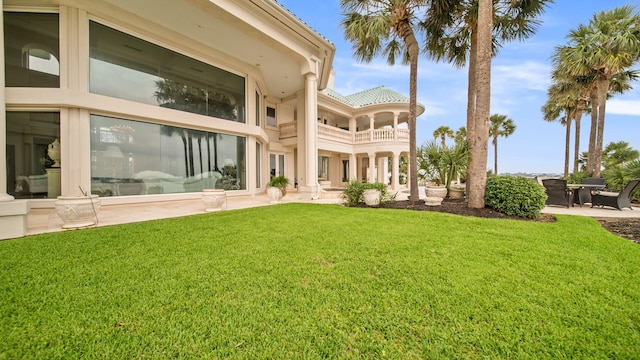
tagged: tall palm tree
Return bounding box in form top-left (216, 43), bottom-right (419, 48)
top-left (553, 6), bottom-right (640, 176)
top-left (423, 0), bottom-right (551, 208)
top-left (488, 114), bottom-right (516, 175)
top-left (433, 125), bottom-right (454, 148)
top-left (541, 78), bottom-right (590, 177)
top-left (340, 0), bottom-right (431, 204)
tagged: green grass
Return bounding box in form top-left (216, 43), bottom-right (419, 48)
top-left (1, 203), bottom-right (639, 359)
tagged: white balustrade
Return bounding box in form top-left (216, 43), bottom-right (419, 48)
top-left (278, 122), bottom-right (408, 145)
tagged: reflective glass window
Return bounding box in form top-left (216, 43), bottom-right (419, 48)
top-left (89, 21), bottom-right (246, 122)
top-left (4, 12), bottom-right (60, 87)
top-left (90, 115), bottom-right (246, 196)
top-left (6, 112), bottom-right (61, 198)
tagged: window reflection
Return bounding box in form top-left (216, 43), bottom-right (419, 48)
top-left (89, 21), bottom-right (246, 122)
top-left (90, 115), bottom-right (246, 196)
top-left (4, 12), bottom-right (60, 87)
top-left (6, 112), bottom-right (61, 198)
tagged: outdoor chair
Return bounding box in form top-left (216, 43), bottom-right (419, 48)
top-left (575, 177), bottom-right (606, 206)
top-left (542, 179), bottom-right (574, 208)
top-left (591, 179), bottom-right (640, 210)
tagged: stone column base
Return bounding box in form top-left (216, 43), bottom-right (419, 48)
top-left (0, 200), bottom-right (30, 240)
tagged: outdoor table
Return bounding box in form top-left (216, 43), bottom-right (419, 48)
top-left (567, 184), bottom-right (606, 207)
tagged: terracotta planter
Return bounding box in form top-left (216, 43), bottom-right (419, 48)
top-left (363, 189), bottom-right (381, 206)
top-left (55, 195), bottom-right (101, 229)
top-left (202, 189), bottom-right (226, 212)
top-left (267, 187), bottom-right (283, 204)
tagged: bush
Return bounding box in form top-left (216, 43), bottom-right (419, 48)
top-left (484, 176), bottom-right (547, 219)
top-left (268, 175), bottom-right (289, 195)
top-left (342, 180), bottom-right (393, 206)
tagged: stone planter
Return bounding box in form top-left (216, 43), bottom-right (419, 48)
top-left (425, 196), bottom-right (443, 206)
top-left (363, 189), bottom-right (381, 206)
top-left (202, 189), bottom-right (226, 212)
top-left (55, 195), bottom-right (101, 229)
top-left (425, 185), bottom-right (447, 199)
top-left (448, 187), bottom-right (465, 199)
top-left (267, 187), bottom-right (283, 204)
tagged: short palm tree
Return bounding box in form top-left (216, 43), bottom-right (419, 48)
top-left (489, 114), bottom-right (516, 175)
top-left (433, 125), bottom-right (454, 148)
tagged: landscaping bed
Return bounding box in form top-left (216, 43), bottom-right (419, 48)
top-left (362, 198), bottom-right (640, 243)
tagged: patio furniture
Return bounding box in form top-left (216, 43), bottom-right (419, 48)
top-left (571, 177), bottom-right (606, 206)
top-left (591, 179), bottom-right (640, 210)
top-left (542, 179), bottom-right (574, 208)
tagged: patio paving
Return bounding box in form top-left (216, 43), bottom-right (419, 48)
top-left (24, 188), bottom-right (639, 237)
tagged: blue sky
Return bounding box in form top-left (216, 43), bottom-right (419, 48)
top-left (277, 0), bottom-right (640, 175)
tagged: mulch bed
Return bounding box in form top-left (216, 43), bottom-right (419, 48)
top-left (357, 198), bottom-right (640, 244)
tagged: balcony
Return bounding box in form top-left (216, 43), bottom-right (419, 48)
top-left (279, 121), bottom-right (409, 144)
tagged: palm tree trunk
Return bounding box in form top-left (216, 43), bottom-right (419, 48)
top-left (594, 77), bottom-right (609, 177)
top-left (564, 116), bottom-right (572, 178)
top-left (180, 134), bottom-right (189, 178)
top-left (396, 20), bottom-right (420, 205)
top-left (468, 0), bottom-right (492, 209)
top-left (493, 138), bottom-right (498, 175)
top-left (587, 87), bottom-right (598, 175)
top-left (465, 29), bottom-right (477, 196)
top-left (573, 104), bottom-right (584, 174)
top-left (206, 133), bottom-right (212, 172)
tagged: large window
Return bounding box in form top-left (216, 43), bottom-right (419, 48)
top-left (4, 12), bottom-right (60, 87)
top-left (90, 115), bottom-right (246, 196)
top-left (6, 112), bottom-right (61, 198)
top-left (89, 21), bottom-right (246, 122)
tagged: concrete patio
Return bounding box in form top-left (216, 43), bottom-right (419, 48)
top-left (23, 188), bottom-right (639, 237)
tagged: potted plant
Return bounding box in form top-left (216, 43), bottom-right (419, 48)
top-left (418, 140), bottom-right (468, 200)
top-left (267, 175), bottom-right (289, 203)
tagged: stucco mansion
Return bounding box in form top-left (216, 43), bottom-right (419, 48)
top-left (0, 0), bottom-right (424, 239)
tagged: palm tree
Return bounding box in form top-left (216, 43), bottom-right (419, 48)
top-left (602, 141), bottom-right (640, 170)
top-left (541, 78), bottom-right (590, 177)
top-left (454, 126), bottom-right (467, 146)
top-left (340, 0), bottom-right (431, 204)
top-left (488, 114), bottom-right (516, 175)
top-left (423, 0), bottom-right (551, 208)
top-left (433, 125), bottom-right (454, 148)
top-left (553, 6), bottom-right (640, 176)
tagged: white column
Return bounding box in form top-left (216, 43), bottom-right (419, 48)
top-left (0, 4), bottom-right (12, 203)
top-left (349, 117), bottom-right (356, 142)
top-left (393, 112), bottom-right (399, 140)
top-left (304, 72), bottom-right (319, 198)
top-left (369, 114), bottom-right (375, 142)
top-left (368, 152), bottom-right (376, 183)
top-left (391, 152), bottom-right (400, 189)
top-left (0, 6), bottom-right (29, 240)
top-left (348, 153), bottom-right (356, 181)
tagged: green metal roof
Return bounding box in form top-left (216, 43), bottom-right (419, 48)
top-left (321, 86), bottom-right (413, 108)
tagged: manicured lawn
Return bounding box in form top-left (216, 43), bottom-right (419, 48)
top-left (1, 203), bottom-right (639, 358)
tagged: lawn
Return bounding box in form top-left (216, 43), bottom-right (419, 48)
top-left (1, 203), bottom-right (639, 359)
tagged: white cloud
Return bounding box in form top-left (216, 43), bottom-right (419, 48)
top-left (492, 61), bottom-right (551, 93)
top-left (607, 99), bottom-right (640, 116)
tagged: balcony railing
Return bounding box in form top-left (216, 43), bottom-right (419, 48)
top-left (279, 121), bottom-right (409, 145)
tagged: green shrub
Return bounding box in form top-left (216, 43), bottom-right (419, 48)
top-left (342, 180), bottom-right (365, 206)
top-left (484, 176), bottom-right (547, 219)
top-left (342, 181), bottom-right (393, 206)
